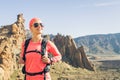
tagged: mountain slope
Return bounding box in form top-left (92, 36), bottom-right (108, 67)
top-left (74, 33), bottom-right (120, 54)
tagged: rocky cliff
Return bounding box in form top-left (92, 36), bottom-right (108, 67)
top-left (0, 14), bottom-right (26, 80)
top-left (53, 34), bottom-right (94, 70)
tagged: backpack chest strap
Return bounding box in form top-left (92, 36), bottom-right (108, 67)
top-left (26, 49), bottom-right (42, 54)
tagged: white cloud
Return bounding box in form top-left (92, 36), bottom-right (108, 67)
top-left (94, 2), bottom-right (120, 7)
top-left (78, 1), bottom-right (120, 8)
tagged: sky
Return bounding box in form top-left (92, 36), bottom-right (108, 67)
top-left (0, 0), bottom-right (120, 38)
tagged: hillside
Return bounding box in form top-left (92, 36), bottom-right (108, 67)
top-left (74, 33), bottom-right (120, 54)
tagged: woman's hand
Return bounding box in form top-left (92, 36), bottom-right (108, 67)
top-left (42, 55), bottom-right (51, 64)
top-left (19, 57), bottom-right (24, 64)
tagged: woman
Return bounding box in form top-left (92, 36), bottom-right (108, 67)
top-left (19, 18), bottom-right (62, 80)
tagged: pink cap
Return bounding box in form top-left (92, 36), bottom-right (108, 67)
top-left (29, 17), bottom-right (42, 28)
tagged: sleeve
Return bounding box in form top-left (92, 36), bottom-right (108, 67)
top-left (47, 40), bottom-right (62, 63)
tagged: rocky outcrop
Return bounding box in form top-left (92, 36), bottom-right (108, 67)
top-left (53, 33), bottom-right (94, 71)
top-left (0, 13), bottom-right (26, 80)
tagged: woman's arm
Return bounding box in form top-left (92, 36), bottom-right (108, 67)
top-left (47, 41), bottom-right (62, 64)
top-left (19, 42), bottom-right (25, 64)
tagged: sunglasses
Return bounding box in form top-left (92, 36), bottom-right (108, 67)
top-left (33, 23), bottom-right (44, 28)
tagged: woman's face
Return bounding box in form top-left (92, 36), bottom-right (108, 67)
top-left (30, 20), bottom-right (44, 35)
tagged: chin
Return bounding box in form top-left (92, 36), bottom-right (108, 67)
top-left (37, 32), bottom-right (42, 34)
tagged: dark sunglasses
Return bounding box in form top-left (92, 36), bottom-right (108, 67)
top-left (33, 23), bottom-right (44, 28)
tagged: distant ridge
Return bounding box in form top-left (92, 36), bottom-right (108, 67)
top-left (74, 33), bottom-right (120, 54)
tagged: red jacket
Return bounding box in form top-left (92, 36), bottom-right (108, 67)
top-left (20, 40), bottom-right (62, 80)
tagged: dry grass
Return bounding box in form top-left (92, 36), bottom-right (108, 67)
top-left (50, 58), bottom-right (120, 80)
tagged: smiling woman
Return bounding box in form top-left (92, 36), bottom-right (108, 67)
top-left (19, 17), bottom-right (62, 80)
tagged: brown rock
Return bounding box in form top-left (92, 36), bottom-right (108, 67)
top-left (53, 34), bottom-right (94, 71)
top-left (0, 13), bottom-right (26, 80)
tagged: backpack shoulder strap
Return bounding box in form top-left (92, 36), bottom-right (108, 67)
top-left (41, 38), bottom-right (48, 56)
top-left (23, 38), bottom-right (31, 61)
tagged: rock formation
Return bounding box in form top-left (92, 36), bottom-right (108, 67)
top-left (53, 33), bottom-right (94, 71)
top-left (0, 13), bottom-right (26, 80)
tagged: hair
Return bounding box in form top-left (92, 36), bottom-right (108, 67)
top-left (29, 17), bottom-right (42, 28)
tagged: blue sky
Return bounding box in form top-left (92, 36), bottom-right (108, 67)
top-left (0, 0), bottom-right (120, 38)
